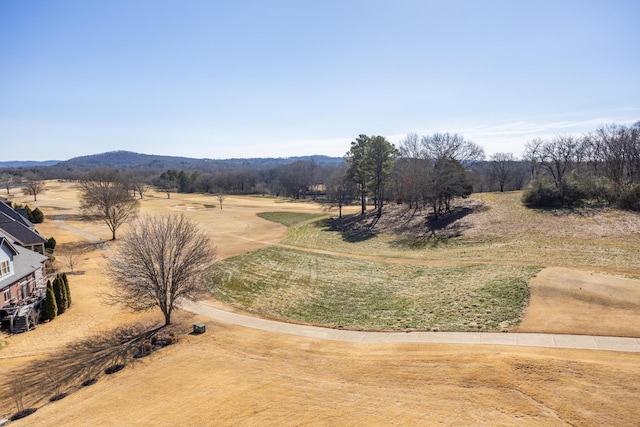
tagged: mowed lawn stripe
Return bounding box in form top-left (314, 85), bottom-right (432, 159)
top-left (207, 247), bottom-right (540, 332)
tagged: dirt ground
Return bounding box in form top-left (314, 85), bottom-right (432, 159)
top-left (515, 267), bottom-right (640, 337)
top-left (1, 182), bottom-right (639, 426)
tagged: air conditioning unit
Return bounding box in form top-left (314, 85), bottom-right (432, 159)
top-left (193, 323), bottom-right (206, 334)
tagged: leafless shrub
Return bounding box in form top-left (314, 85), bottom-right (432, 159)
top-left (1, 321), bottom-right (162, 409)
top-left (12, 379), bottom-right (25, 413)
top-left (58, 243), bottom-right (90, 274)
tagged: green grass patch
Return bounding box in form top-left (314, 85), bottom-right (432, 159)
top-left (257, 212), bottom-right (328, 227)
top-left (207, 247), bottom-right (540, 332)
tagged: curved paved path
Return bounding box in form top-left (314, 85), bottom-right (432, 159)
top-left (54, 215), bottom-right (111, 252)
top-left (181, 300), bottom-right (640, 353)
top-left (52, 216), bottom-right (640, 353)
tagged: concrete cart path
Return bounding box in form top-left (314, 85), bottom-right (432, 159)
top-left (53, 216), bottom-right (640, 354)
top-left (54, 216), bottom-right (111, 252)
top-left (181, 300), bottom-right (640, 353)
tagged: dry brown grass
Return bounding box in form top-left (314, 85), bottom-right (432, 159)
top-left (284, 191), bottom-right (640, 272)
top-left (1, 182), bottom-right (639, 426)
top-left (9, 323), bottom-right (640, 427)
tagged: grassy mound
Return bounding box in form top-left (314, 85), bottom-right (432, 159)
top-left (208, 247), bottom-right (539, 331)
top-left (257, 211), bottom-right (328, 227)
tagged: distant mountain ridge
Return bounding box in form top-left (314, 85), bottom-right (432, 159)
top-left (0, 160), bottom-right (60, 168)
top-left (7, 151), bottom-right (344, 171)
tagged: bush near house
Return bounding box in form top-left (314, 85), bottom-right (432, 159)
top-left (62, 273), bottom-right (71, 306)
top-left (43, 281), bottom-right (57, 321)
top-left (45, 237), bottom-right (57, 252)
top-left (30, 207), bottom-right (44, 223)
top-left (53, 276), bottom-right (68, 315)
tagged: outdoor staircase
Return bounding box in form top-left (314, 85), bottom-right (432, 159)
top-left (12, 315), bottom-right (29, 333)
top-left (1, 295), bottom-right (45, 333)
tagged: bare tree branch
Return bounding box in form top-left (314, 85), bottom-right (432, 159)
top-left (105, 213), bottom-right (217, 325)
top-left (22, 172), bottom-right (46, 201)
top-left (79, 168), bottom-right (139, 240)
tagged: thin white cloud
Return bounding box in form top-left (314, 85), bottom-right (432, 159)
top-left (385, 110), bottom-right (640, 157)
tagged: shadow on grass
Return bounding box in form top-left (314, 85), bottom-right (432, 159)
top-left (425, 207), bottom-right (475, 237)
top-left (319, 215), bottom-right (379, 243)
top-left (0, 321), bottom-right (180, 414)
top-left (319, 202), bottom-right (489, 244)
top-left (391, 204), bottom-right (490, 248)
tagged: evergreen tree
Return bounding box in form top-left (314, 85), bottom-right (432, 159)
top-left (366, 136), bottom-right (399, 217)
top-left (62, 273), bottom-right (71, 306)
top-left (24, 205), bottom-right (33, 222)
top-left (43, 281), bottom-right (57, 321)
top-left (53, 276), bottom-right (67, 315)
top-left (45, 237), bottom-right (57, 252)
top-left (345, 135), bottom-right (398, 217)
top-left (30, 207), bottom-right (44, 223)
top-left (345, 135), bottom-right (370, 214)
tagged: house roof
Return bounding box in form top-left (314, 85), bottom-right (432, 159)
top-left (0, 200), bottom-right (34, 228)
top-left (0, 230), bottom-right (48, 291)
top-left (0, 211), bottom-right (46, 246)
top-left (0, 237), bottom-right (18, 256)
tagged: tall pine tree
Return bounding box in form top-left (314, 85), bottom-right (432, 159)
top-left (53, 276), bottom-right (67, 315)
top-left (43, 280), bottom-right (57, 321)
top-left (62, 273), bottom-right (71, 306)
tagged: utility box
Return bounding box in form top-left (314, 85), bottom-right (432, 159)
top-left (193, 323), bottom-right (206, 334)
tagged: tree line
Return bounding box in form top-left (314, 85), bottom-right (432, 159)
top-left (521, 121), bottom-right (640, 209)
top-left (3, 121), bottom-right (639, 219)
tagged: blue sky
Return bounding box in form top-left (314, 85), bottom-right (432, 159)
top-left (1, 1), bottom-right (639, 161)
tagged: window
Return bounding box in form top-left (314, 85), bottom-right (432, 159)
top-left (0, 260), bottom-right (9, 277)
top-left (3, 288), bottom-right (10, 303)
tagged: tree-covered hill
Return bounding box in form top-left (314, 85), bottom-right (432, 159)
top-left (54, 150), bottom-right (344, 171)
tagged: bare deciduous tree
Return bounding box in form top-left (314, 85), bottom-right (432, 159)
top-left (421, 132), bottom-right (485, 165)
top-left (216, 193), bottom-right (226, 209)
top-left (12, 378), bottom-right (25, 414)
top-left (540, 135), bottom-right (582, 189)
top-left (1, 321), bottom-right (164, 411)
top-left (60, 247), bottom-right (84, 274)
top-left (523, 138), bottom-right (545, 180)
top-left (490, 152), bottom-right (517, 192)
top-left (398, 133), bottom-right (431, 209)
top-left (1, 172), bottom-right (13, 194)
top-left (325, 167), bottom-right (356, 218)
top-left (22, 172), bottom-right (46, 201)
top-left (47, 365), bottom-right (64, 399)
top-left (79, 168), bottom-right (139, 240)
top-left (132, 181), bottom-right (149, 199)
top-left (106, 213), bottom-right (216, 325)
top-left (154, 177), bottom-right (177, 199)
